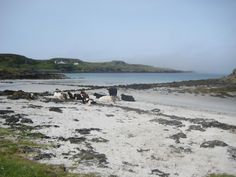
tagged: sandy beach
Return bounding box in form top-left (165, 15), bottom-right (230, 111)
top-left (0, 80), bottom-right (236, 177)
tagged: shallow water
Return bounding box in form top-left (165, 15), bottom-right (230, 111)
top-left (0, 72), bottom-right (224, 92)
top-left (65, 72), bottom-right (224, 85)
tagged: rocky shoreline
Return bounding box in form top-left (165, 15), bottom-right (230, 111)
top-left (0, 70), bottom-right (67, 80)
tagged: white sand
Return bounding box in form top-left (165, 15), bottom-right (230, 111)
top-left (0, 80), bottom-right (236, 177)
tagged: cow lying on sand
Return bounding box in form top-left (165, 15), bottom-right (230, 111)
top-left (97, 87), bottom-right (119, 103)
top-left (53, 89), bottom-right (95, 104)
top-left (53, 87), bottom-right (124, 104)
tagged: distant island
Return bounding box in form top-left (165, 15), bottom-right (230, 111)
top-left (0, 54), bottom-right (186, 79)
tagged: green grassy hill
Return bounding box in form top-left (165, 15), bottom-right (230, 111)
top-left (0, 53), bottom-right (183, 73)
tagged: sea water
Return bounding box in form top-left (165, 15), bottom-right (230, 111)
top-left (65, 72), bottom-right (224, 85)
top-left (0, 72), bottom-right (226, 92)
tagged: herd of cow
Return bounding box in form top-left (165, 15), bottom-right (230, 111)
top-left (53, 87), bottom-right (123, 104)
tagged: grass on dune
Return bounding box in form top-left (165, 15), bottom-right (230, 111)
top-left (207, 174), bottom-right (236, 177)
top-left (0, 127), bottom-right (99, 177)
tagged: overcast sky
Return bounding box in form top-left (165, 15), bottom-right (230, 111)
top-left (0, 0), bottom-right (236, 74)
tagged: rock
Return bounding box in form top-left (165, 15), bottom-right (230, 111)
top-left (151, 108), bottom-right (161, 113)
top-left (33, 153), bottom-right (55, 160)
top-left (28, 104), bottom-right (43, 109)
top-left (91, 137), bottom-right (109, 143)
top-left (38, 91), bottom-right (51, 97)
top-left (58, 136), bottom-right (67, 141)
top-left (106, 114), bottom-right (114, 117)
top-left (20, 118), bottom-right (33, 124)
top-left (137, 148), bottom-right (150, 152)
top-left (151, 169), bottom-right (170, 177)
top-left (150, 118), bottom-right (184, 127)
top-left (200, 140), bottom-right (228, 148)
top-left (5, 116), bottom-right (20, 124)
top-left (122, 161), bottom-right (138, 167)
top-left (73, 119), bottom-right (79, 122)
top-left (0, 90), bottom-right (15, 96)
top-left (160, 114), bottom-right (236, 131)
top-left (121, 94), bottom-right (135, 102)
top-left (169, 145), bottom-right (192, 154)
top-left (43, 98), bottom-right (64, 103)
top-left (7, 90), bottom-right (37, 100)
top-left (169, 132), bottom-right (187, 143)
top-left (72, 149), bottom-right (107, 166)
top-left (227, 146), bottom-right (236, 161)
top-left (190, 118), bottom-right (236, 131)
top-left (186, 125), bottom-right (205, 132)
top-left (34, 125), bottom-right (59, 129)
top-left (0, 110), bottom-right (14, 114)
top-left (94, 93), bottom-right (106, 99)
top-left (49, 107), bottom-right (63, 113)
top-left (75, 128), bottom-right (101, 135)
top-left (67, 137), bottom-right (86, 144)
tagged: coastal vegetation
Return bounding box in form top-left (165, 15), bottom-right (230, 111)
top-left (0, 54), bottom-right (183, 79)
top-left (207, 174), bottom-right (236, 177)
top-left (0, 127), bottom-right (98, 177)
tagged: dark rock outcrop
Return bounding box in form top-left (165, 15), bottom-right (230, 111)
top-left (20, 118), bottom-right (33, 124)
top-left (106, 114), bottom-right (114, 117)
top-left (200, 140), bottom-right (228, 148)
top-left (49, 107), bottom-right (63, 113)
top-left (191, 118), bottom-right (236, 130)
top-left (0, 90), bottom-right (15, 96)
top-left (28, 104), bottom-right (43, 109)
top-left (227, 146), bottom-right (236, 161)
top-left (91, 137), bottom-right (108, 143)
top-left (33, 153), bottom-right (55, 160)
top-left (151, 169), bottom-right (170, 177)
top-left (75, 128), bottom-right (101, 135)
top-left (150, 118), bottom-right (184, 128)
top-left (121, 94), bottom-right (135, 102)
top-left (0, 110), bottom-right (14, 114)
top-left (67, 137), bottom-right (86, 144)
top-left (169, 132), bottom-right (187, 143)
top-left (72, 149), bottom-right (107, 167)
top-left (34, 125), bottom-right (59, 129)
top-left (5, 116), bottom-right (20, 124)
top-left (186, 125), bottom-right (205, 132)
top-left (7, 90), bottom-right (37, 100)
top-left (169, 145), bottom-right (192, 154)
top-left (151, 108), bottom-right (161, 113)
top-left (0, 70), bottom-right (66, 80)
top-left (161, 114), bottom-right (236, 131)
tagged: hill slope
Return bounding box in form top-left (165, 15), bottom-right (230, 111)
top-left (0, 54), bottom-right (184, 73)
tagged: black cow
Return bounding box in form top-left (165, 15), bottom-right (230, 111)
top-left (108, 87), bottom-right (117, 96)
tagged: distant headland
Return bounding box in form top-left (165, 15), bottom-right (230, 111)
top-left (0, 54), bottom-right (186, 79)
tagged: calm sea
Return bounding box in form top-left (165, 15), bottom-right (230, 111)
top-left (65, 72), bottom-right (224, 86)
